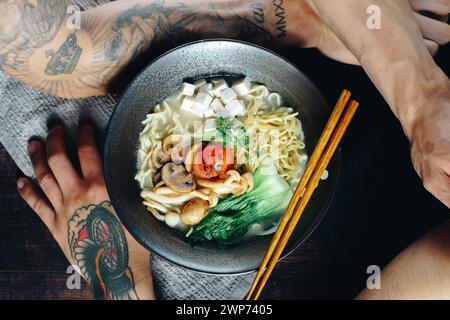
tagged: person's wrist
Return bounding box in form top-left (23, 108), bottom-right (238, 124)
top-left (283, 0), bottom-right (323, 47)
top-left (128, 255), bottom-right (154, 299)
top-left (209, 0), bottom-right (322, 47)
top-left (360, 45), bottom-right (448, 138)
top-left (399, 71), bottom-right (450, 139)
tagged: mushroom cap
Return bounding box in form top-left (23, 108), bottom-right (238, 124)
top-left (161, 162), bottom-right (196, 193)
top-left (162, 134), bottom-right (190, 155)
top-left (170, 145), bottom-right (186, 164)
top-left (151, 144), bottom-right (170, 169)
top-left (152, 172), bottom-right (162, 185)
top-left (165, 212), bottom-right (181, 228)
top-left (181, 198), bottom-right (209, 226)
top-left (163, 134), bottom-right (191, 164)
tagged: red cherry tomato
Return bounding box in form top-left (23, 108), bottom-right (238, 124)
top-left (193, 143), bottom-right (234, 179)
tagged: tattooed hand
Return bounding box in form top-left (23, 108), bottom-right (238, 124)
top-left (17, 123), bottom-right (155, 300)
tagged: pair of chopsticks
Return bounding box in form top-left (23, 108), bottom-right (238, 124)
top-left (245, 89), bottom-right (359, 300)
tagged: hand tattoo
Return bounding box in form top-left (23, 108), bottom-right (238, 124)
top-left (68, 201), bottom-right (139, 300)
top-left (45, 33), bottom-right (82, 75)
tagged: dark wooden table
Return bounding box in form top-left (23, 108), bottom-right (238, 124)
top-left (0, 45), bottom-right (448, 300)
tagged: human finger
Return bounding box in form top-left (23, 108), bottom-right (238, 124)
top-left (28, 140), bottom-right (63, 208)
top-left (46, 125), bottom-right (83, 194)
top-left (17, 177), bottom-right (57, 232)
top-left (78, 123), bottom-right (103, 182)
top-left (414, 12), bottom-right (450, 45)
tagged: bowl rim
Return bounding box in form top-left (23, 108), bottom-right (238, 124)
top-left (104, 38), bottom-right (341, 276)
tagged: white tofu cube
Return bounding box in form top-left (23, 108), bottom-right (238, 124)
top-left (211, 80), bottom-right (229, 97)
top-left (220, 88), bottom-right (237, 105)
top-left (232, 77), bottom-right (251, 96)
top-left (181, 96), bottom-right (195, 111)
top-left (225, 99), bottom-right (246, 117)
top-left (181, 82), bottom-right (196, 96)
top-left (199, 83), bottom-right (213, 93)
top-left (204, 118), bottom-right (216, 132)
top-left (211, 98), bottom-right (224, 111)
top-left (216, 108), bottom-right (232, 119)
top-left (193, 79), bottom-right (207, 88)
top-left (211, 98), bottom-right (231, 118)
top-left (203, 107), bottom-right (215, 118)
top-left (194, 92), bottom-right (213, 112)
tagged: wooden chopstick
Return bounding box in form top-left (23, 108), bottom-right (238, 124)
top-left (246, 96), bottom-right (360, 300)
top-left (251, 100), bottom-right (360, 300)
top-left (245, 90), bottom-right (352, 300)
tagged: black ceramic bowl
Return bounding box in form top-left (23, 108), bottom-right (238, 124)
top-left (104, 39), bottom-right (340, 274)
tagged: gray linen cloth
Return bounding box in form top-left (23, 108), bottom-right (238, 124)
top-left (0, 0), bottom-right (254, 300)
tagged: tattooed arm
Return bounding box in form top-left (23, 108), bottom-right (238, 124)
top-left (0, 0), bottom-right (326, 98)
top-left (0, 0), bottom-right (446, 98)
top-left (17, 123), bottom-right (155, 300)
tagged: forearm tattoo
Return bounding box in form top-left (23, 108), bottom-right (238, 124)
top-left (68, 201), bottom-right (139, 300)
top-left (103, 2), bottom-right (200, 62)
top-left (0, 0), bottom-right (73, 95)
top-left (239, 1), bottom-right (274, 43)
top-left (0, 0), bottom-right (68, 69)
top-left (83, 0), bottom-right (289, 78)
top-left (272, 0), bottom-right (287, 38)
top-left (45, 33), bottom-right (82, 75)
top-left (0, 0), bottom-right (289, 97)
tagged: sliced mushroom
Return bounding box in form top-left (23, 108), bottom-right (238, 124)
top-left (181, 198), bottom-right (209, 226)
top-left (162, 134), bottom-right (187, 154)
top-left (184, 142), bottom-right (203, 172)
top-left (152, 172), bottom-right (161, 185)
top-left (151, 144), bottom-right (170, 169)
top-left (170, 145), bottom-right (185, 164)
top-left (161, 163), bottom-right (196, 193)
top-left (163, 134), bottom-right (191, 164)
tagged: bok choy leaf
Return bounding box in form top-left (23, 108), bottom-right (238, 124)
top-left (188, 159), bottom-right (293, 246)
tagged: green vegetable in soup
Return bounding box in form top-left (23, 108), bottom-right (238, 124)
top-left (214, 117), bottom-right (249, 152)
top-left (216, 117), bottom-right (233, 136)
top-left (187, 159), bottom-right (293, 246)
